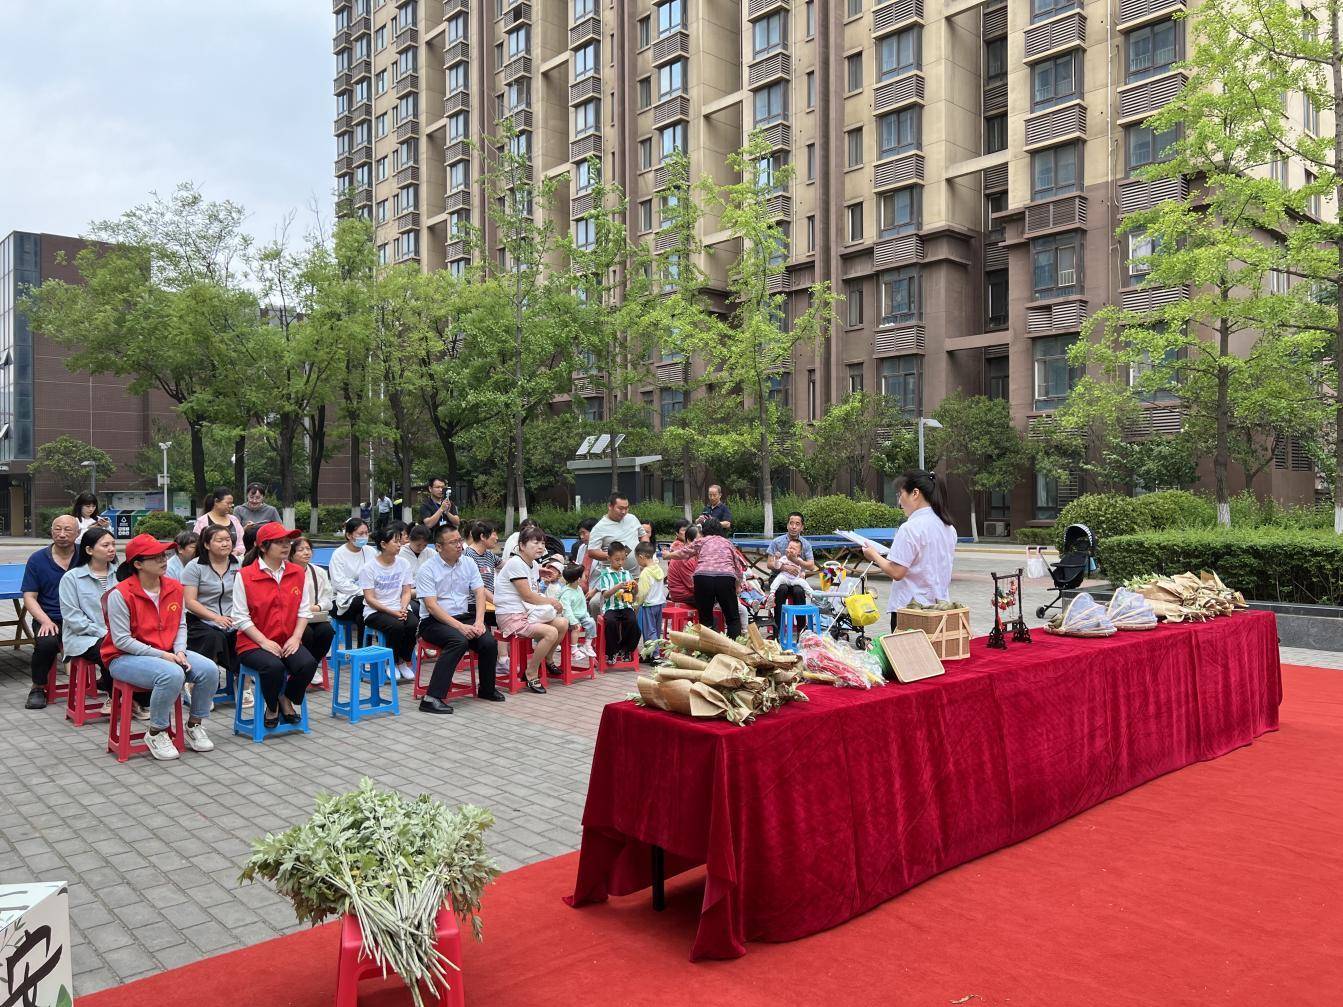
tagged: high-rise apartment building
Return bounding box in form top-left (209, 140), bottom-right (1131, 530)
top-left (333, 0), bottom-right (1321, 530)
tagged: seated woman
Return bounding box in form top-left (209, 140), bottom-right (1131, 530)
top-left (358, 526), bottom-right (419, 681)
top-left (165, 529), bottom-right (198, 582)
top-left (231, 522), bottom-right (318, 729)
top-left (103, 534), bottom-right (220, 761)
top-left (192, 487), bottom-right (245, 559)
top-left (181, 525), bottom-right (241, 703)
top-left (58, 526), bottom-right (118, 699)
top-left (72, 491), bottom-right (110, 537)
top-left (292, 536), bottom-right (335, 665)
top-left (328, 517), bottom-right (373, 636)
top-left (493, 527), bottom-right (567, 694)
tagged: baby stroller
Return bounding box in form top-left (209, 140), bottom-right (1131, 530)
top-left (1035, 522), bottom-right (1097, 619)
top-left (814, 563), bottom-right (881, 651)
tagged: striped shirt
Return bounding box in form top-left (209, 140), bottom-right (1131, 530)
top-left (592, 566), bottom-right (636, 612)
top-left (467, 545), bottom-right (498, 594)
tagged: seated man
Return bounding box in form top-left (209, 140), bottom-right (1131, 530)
top-left (22, 515), bottom-right (79, 709)
top-left (767, 511), bottom-right (817, 624)
top-left (415, 525), bottom-right (506, 714)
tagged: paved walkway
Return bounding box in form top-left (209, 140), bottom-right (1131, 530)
top-left (0, 549), bottom-right (1335, 995)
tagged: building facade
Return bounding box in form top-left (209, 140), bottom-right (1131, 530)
top-left (332, 0), bottom-right (1322, 531)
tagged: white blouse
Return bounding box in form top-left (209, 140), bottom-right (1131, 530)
top-left (885, 506), bottom-right (957, 612)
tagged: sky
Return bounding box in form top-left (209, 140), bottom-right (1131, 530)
top-left (0, 1), bottom-right (335, 248)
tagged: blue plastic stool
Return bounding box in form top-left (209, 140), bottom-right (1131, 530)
top-left (331, 618), bottom-right (357, 660)
top-left (361, 625), bottom-right (389, 649)
top-left (778, 603), bottom-right (822, 652)
top-left (212, 664), bottom-right (237, 706)
top-left (232, 665), bottom-right (311, 743)
top-left (331, 646), bottom-right (399, 723)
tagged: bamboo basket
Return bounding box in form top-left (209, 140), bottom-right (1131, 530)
top-left (894, 607), bottom-right (972, 661)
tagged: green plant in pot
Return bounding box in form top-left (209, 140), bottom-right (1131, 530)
top-left (240, 779), bottom-right (499, 1006)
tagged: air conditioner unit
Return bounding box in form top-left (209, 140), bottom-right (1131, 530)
top-left (983, 520), bottom-right (1009, 537)
top-left (1057, 268), bottom-right (1076, 286)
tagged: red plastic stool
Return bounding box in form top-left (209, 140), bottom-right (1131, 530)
top-left (107, 680), bottom-right (184, 763)
top-left (42, 648), bottom-right (67, 703)
top-left (661, 603), bottom-right (696, 636)
top-left (493, 631), bottom-right (549, 694)
top-left (65, 658), bottom-right (106, 727)
top-left (334, 906), bottom-right (464, 1007)
top-left (309, 656), bottom-right (332, 692)
top-left (549, 630), bottom-right (594, 686)
top-left (413, 640), bottom-right (477, 701)
top-left (596, 617), bottom-right (640, 674)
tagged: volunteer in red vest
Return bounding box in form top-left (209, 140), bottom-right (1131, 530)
top-left (102, 534), bottom-right (221, 762)
top-left (231, 522), bottom-right (318, 729)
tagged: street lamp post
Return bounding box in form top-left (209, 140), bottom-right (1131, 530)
top-left (79, 460), bottom-right (97, 495)
top-left (917, 417), bottom-right (942, 470)
top-left (158, 441), bottom-right (172, 513)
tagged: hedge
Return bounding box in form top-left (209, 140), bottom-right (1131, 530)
top-left (1097, 529), bottom-right (1343, 606)
top-left (1015, 528), bottom-right (1056, 546)
top-left (133, 511), bottom-right (187, 538)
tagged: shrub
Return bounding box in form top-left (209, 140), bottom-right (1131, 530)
top-left (293, 503), bottom-right (359, 536)
top-left (133, 510), bottom-right (187, 538)
top-left (1133, 490), bottom-right (1216, 531)
top-left (1097, 529), bottom-right (1343, 605)
top-left (1053, 494), bottom-right (1147, 550)
top-left (790, 494), bottom-right (904, 535)
top-left (1015, 527), bottom-right (1055, 546)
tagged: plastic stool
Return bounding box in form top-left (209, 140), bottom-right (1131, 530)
top-left (778, 603), bottom-right (822, 652)
top-left (64, 658), bottom-right (106, 727)
top-left (413, 639), bottom-right (477, 701)
top-left (492, 631), bottom-right (549, 694)
top-left (661, 604), bottom-right (696, 636)
top-left (596, 617), bottom-right (639, 674)
top-left (233, 665), bottom-right (311, 743)
top-left (551, 630), bottom-right (593, 686)
top-left (42, 647), bottom-right (67, 703)
top-left (331, 646), bottom-right (399, 722)
top-left (107, 680), bottom-right (183, 762)
top-left (213, 664), bottom-right (237, 706)
top-left (310, 655), bottom-right (332, 692)
top-left (361, 625), bottom-right (389, 649)
top-left (331, 618), bottom-right (357, 660)
top-left (334, 906), bottom-right (464, 1007)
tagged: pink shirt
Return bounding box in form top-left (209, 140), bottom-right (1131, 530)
top-left (671, 535), bottom-right (746, 581)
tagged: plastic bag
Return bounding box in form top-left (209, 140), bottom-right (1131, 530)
top-left (1025, 546), bottom-right (1048, 580)
top-left (798, 631), bottom-right (885, 688)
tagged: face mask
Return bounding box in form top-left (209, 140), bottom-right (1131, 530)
top-left (354, 537), bottom-right (369, 549)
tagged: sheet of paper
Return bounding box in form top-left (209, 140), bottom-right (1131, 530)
top-left (833, 529), bottom-right (890, 557)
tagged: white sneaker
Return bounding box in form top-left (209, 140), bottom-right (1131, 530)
top-left (182, 683), bottom-right (193, 703)
top-left (497, 654), bottom-right (510, 671)
top-left (242, 689), bottom-right (255, 712)
top-left (144, 730), bottom-right (179, 761)
top-left (184, 723), bottom-right (213, 752)
top-left (132, 702), bottom-right (151, 722)
top-left (397, 664), bottom-right (415, 682)
top-left (99, 699), bottom-right (113, 716)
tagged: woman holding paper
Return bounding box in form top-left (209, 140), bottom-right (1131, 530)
top-left (862, 469), bottom-right (957, 630)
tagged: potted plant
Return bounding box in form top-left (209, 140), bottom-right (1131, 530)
top-left (240, 778), bottom-right (499, 1007)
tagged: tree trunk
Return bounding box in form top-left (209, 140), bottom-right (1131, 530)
top-left (445, 438), bottom-right (459, 491)
top-left (1215, 311), bottom-right (1232, 528)
top-left (400, 438), bottom-right (413, 526)
top-left (759, 398), bottom-right (774, 538)
top-left (277, 415), bottom-right (298, 524)
top-left (969, 497), bottom-right (979, 543)
top-left (189, 421), bottom-right (207, 512)
top-left (504, 441), bottom-right (517, 537)
top-left (1331, 2), bottom-right (1343, 534)
top-left (233, 434), bottom-right (247, 498)
top-left (307, 405), bottom-right (327, 535)
top-left (682, 445), bottom-right (693, 521)
top-left (349, 431), bottom-right (361, 518)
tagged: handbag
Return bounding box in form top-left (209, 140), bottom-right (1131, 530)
top-left (1025, 546), bottom-right (1048, 580)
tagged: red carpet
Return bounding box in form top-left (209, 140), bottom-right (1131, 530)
top-left (81, 665), bottom-right (1343, 1007)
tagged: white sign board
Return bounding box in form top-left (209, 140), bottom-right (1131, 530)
top-left (0, 882), bottom-right (73, 1007)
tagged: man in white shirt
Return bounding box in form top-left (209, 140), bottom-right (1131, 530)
top-left (587, 492), bottom-right (642, 573)
top-left (415, 525), bottom-right (504, 713)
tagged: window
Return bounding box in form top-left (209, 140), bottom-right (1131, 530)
top-left (847, 127), bottom-right (864, 167)
top-left (659, 123), bottom-right (686, 160)
top-left (509, 131), bottom-right (531, 158)
top-left (879, 187), bottom-right (920, 236)
top-left (573, 42), bottom-right (598, 79)
top-left (660, 193), bottom-right (680, 226)
top-left (375, 113), bottom-right (388, 138)
top-left (880, 356), bottom-right (921, 417)
top-left (494, 42), bottom-right (504, 68)
top-left (1031, 0), bottom-right (1078, 22)
top-left (847, 0), bottom-right (863, 15)
top-left (848, 202), bottom-right (864, 242)
top-left (354, 77), bottom-right (371, 103)
top-left (638, 76), bottom-right (652, 108)
top-left (1306, 170), bottom-right (1322, 218)
top-left (660, 388), bottom-right (684, 428)
top-left (753, 82), bottom-right (788, 125)
top-left (753, 12), bottom-right (786, 56)
top-left (574, 219), bottom-right (596, 250)
top-left (985, 352), bottom-right (1009, 400)
top-left (638, 15), bottom-right (651, 47)
top-left (336, 130), bottom-right (352, 154)
top-left (639, 137), bottom-right (653, 169)
top-left (1031, 233), bottom-right (1081, 299)
top-left (395, 48), bottom-right (416, 77)
top-left (1268, 267), bottom-right (1289, 294)
top-left (573, 0), bottom-right (595, 17)
top-left (354, 120), bottom-right (372, 145)
top-left (657, 0), bottom-right (685, 36)
top-left (376, 156), bottom-right (388, 180)
top-left (1031, 143), bottom-right (1079, 200)
top-left (658, 58), bottom-right (686, 98)
top-left (1126, 19), bottom-right (1179, 81)
top-left (336, 91), bottom-right (349, 115)
top-left (1035, 472), bottom-right (1061, 520)
top-left (448, 112), bottom-right (468, 140)
top-left (1032, 52), bottom-right (1078, 110)
top-left (378, 243), bottom-right (389, 265)
top-left (806, 0), bottom-right (815, 36)
top-left (446, 63), bottom-right (467, 93)
top-left (985, 114), bottom-right (1007, 153)
top-left (582, 396), bottom-right (604, 422)
top-left (506, 79), bottom-right (530, 110)
top-left (446, 14), bottom-right (466, 41)
top-left (1033, 334), bottom-right (1081, 411)
top-left (845, 281), bottom-right (864, 326)
top-left (755, 152), bottom-right (788, 191)
top-left (375, 69), bottom-right (388, 94)
top-left (807, 215), bottom-right (816, 251)
top-left (877, 107), bottom-right (920, 158)
top-left (847, 362), bottom-right (865, 393)
top-left (880, 266), bottom-right (920, 325)
top-left (879, 26), bottom-right (921, 80)
top-left (846, 53), bottom-right (863, 92)
top-left (1126, 231), bottom-right (1158, 283)
top-left (807, 369), bottom-right (818, 420)
top-left (1126, 124), bottom-right (1178, 171)
top-left (376, 199), bottom-right (388, 223)
top-left (574, 99), bottom-right (599, 136)
top-left (985, 37), bottom-right (1007, 80)
top-left (767, 374), bottom-right (791, 409)
top-left (448, 161), bottom-right (467, 192)
top-left (806, 71), bottom-right (816, 109)
top-left (806, 143), bottom-right (815, 181)
top-left (1270, 153), bottom-right (1288, 184)
top-left (986, 269), bottom-right (1008, 329)
top-left (375, 25), bottom-right (386, 50)
top-left (639, 199), bottom-right (654, 231)
top-left (1303, 90), bottom-right (1320, 135)
top-left (507, 26), bottom-right (528, 57)
top-left (395, 1), bottom-right (416, 30)
top-left (396, 137), bottom-right (417, 168)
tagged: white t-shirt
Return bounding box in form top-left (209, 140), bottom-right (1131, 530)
top-left (885, 506), bottom-right (958, 612)
top-left (494, 555), bottom-right (539, 617)
top-left (357, 556), bottom-right (415, 611)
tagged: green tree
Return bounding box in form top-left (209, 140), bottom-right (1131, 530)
top-left (927, 393), bottom-right (1029, 541)
top-left (796, 391), bottom-right (902, 494)
top-left (30, 436), bottom-right (115, 499)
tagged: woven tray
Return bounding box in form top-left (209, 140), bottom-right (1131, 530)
top-left (1043, 625), bottom-right (1117, 638)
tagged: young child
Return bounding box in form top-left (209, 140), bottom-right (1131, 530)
top-left (589, 542), bottom-right (640, 660)
top-left (634, 542), bottom-right (668, 654)
top-left (769, 539), bottom-right (811, 596)
top-left (666, 523), bottom-right (698, 605)
top-left (527, 557), bottom-right (566, 622)
top-left (560, 563), bottom-right (597, 658)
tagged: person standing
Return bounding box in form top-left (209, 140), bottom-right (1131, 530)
top-left (415, 525), bottom-right (505, 714)
top-left (419, 478), bottom-right (459, 532)
top-left (22, 515), bottom-right (79, 709)
top-left (862, 469), bottom-right (958, 631)
top-left (358, 526), bottom-right (419, 681)
top-left (72, 492), bottom-right (110, 537)
top-left (766, 511), bottom-right (817, 622)
top-left (375, 491), bottom-right (393, 530)
top-left (234, 483), bottom-right (281, 528)
top-left (698, 484), bottom-right (733, 531)
top-left (587, 493), bottom-right (643, 573)
top-left (192, 487), bottom-right (245, 559)
top-left (666, 518), bottom-right (749, 640)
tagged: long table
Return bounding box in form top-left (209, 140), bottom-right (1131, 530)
top-left (566, 610), bottom-right (1282, 959)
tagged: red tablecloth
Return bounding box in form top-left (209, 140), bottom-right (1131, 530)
top-left (566, 610), bottom-right (1282, 959)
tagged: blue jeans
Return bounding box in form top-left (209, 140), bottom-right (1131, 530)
top-left (636, 604), bottom-right (663, 646)
top-left (109, 651), bottom-right (219, 730)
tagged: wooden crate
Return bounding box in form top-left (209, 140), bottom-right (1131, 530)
top-left (894, 607), bottom-right (972, 661)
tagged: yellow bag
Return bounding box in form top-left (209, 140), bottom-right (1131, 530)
top-left (844, 592), bottom-right (880, 628)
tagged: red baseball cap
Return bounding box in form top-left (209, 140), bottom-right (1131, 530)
top-left (123, 534), bottom-right (174, 562)
top-left (255, 521), bottom-right (302, 545)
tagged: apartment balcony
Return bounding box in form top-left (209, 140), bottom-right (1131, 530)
top-left (332, 28), bottom-right (352, 52)
top-left (1024, 11), bottom-right (1086, 62)
top-left (332, 70), bottom-right (351, 94)
top-left (1120, 283), bottom-right (1190, 313)
top-left (1023, 101), bottom-right (1086, 149)
top-left (652, 29), bottom-right (690, 66)
top-left (748, 0), bottom-right (789, 17)
top-left (652, 94), bottom-right (691, 128)
top-left (872, 0), bottom-right (924, 37)
top-left (349, 57), bottom-right (371, 81)
top-left (351, 143), bottom-right (373, 166)
top-left (1117, 0), bottom-right (1184, 28)
top-left (395, 164), bottom-right (419, 187)
top-left (445, 239), bottom-right (470, 260)
top-left (756, 119), bottom-right (792, 151)
top-left (1026, 295), bottom-right (1088, 334)
top-left (500, 0), bottom-right (531, 27)
top-left (982, 78), bottom-right (1007, 115)
top-left (333, 112), bottom-right (351, 132)
top-left (353, 183), bottom-right (373, 208)
top-left (443, 91), bottom-right (470, 116)
top-left (443, 0), bottom-right (468, 14)
top-left (874, 322), bottom-right (926, 356)
top-left (396, 211), bottom-right (421, 233)
top-left (393, 24), bottom-right (418, 52)
top-left (500, 108), bottom-right (533, 131)
top-left (765, 192), bottom-right (792, 220)
top-left (444, 188), bottom-right (471, 213)
top-left (569, 74), bottom-right (602, 105)
top-left (443, 40), bottom-right (470, 67)
top-left (396, 116), bottom-right (420, 141)
top-left (394, 72), bottom-right (419, 98)
top-left (747, 50), bottom-right (790, 89)
top-left (1117, 70), bottom-right (1188, 125)
top-left (445, 139), bottom-right (472, 163)
top-left (570, 132), bottom-right (602, 161)
top-left (872, 71), bottom-right (924, 114)
top-left (653, 228), bottom-right (680, 252)
top-left (873, 151), bottom-right (925, 190)
top-left (333, 153), bottom-right (354, 174)
top-left (569, 15), bottom-right (600, 48)
top-left (653, 162), bottom-right (674, 190)
top-left (874, 233), bottom-right (925, 268)
top-left (766, 270), bottom-right (789, 293)
top-left (333, 0), bottom-right (351, 12)
top-left (983, 241), bottom-right (1009, 271)
top-left (351, 100), bottom-right (372, 123)
top-left (981, 3), bottom-right (1007, 37)
top-left (1117, 175), bottom-right (1188, 213)
top-left (503, 54), bottom-right (532, 83)
top-left (1023, 193), bottom-right (1087, 236)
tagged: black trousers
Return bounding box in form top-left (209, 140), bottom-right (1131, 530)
top-left (774, 584), bottom-right (809, 631)
top-left (602, 608), bottom-right (641, 658)
top-left (694, 574), bottom-right (741, 640)
top-left (186, 619), bottom-right (238, 684)
top-left (31, 629), bottom-right (62, 687)
top-left (364, 609), bottom-right (419, 663)
top-left (419, 618), bottom-right (498, 699)
top-left (303, 621), bottom-right (336, 665)
top-left (239, 646), bottom-right (318, 709)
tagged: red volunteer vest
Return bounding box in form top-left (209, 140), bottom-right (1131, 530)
top-left (100, 577), bottom-right (185, 666)
top-left (234, 561), bottom-right (305, 655)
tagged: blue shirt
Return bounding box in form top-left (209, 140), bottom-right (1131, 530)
top-left (766, 533), bottom-right (814, 562)
top-left (700, 501), bottom-right (733, 525)
top-left (22, 546), bottom-right (70, 623)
